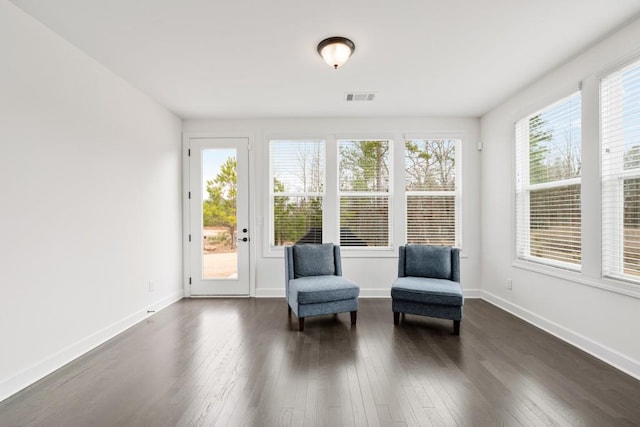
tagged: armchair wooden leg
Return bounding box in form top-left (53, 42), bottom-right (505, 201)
top-left (453, 320), bottom-right (460, 335)
top-left (350, 311), bottom-right (357, 325)
top-left (393, 312), bottom-right (400, 325)
top-left (288, 305), bottom-right (292, 318)
top-left (298, 317), bottom-right (305, 332)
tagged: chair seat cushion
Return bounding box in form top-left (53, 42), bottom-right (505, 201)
top-left (391, 277), bottom-right (463, 306)
top-left (289, 276), bottom-right (360, 304)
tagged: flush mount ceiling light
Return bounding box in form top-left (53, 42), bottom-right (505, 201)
top-left (317, 37), bottom-right (355, 69)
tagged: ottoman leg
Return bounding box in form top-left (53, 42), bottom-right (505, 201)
top-left (453, 320), bottom-right (460, 335)
top-left (393, 312), bottom-right (400, 325)
top-left (298, 317), bottom-right (305, 332)
top-left (350, 311), bottom-right (357, 325)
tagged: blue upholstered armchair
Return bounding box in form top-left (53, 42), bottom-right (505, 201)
top-left (284, 243), bottom-right (360, 331)
top-left (391, 245), bottom-right (463, 335)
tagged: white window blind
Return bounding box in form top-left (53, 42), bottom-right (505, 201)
top-left (515, 92), bottom-right (582, 269)
top-left (405, 139), bottom-right (459, 246)
top-left (269, 140), bottom-right (325, 247)
top-left (602, 57), bottom-right (640, 282)
top-left (338, 140), bottom-right (391, 247)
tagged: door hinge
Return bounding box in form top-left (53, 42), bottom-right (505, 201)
top-left (188, 191), bottom-right (191, 199)
top-left (189, 234), bottom-right (191, 242)
top-left (189, 277), bottom-right (192, 285)
top-left (188, 149), bottom-right (191, 156)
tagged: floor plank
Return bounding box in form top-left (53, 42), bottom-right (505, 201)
top-left (1, 299), bottom-right (639, 426)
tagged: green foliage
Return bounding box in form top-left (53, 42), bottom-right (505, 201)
top-left (529, 114), bottom-right (552, 184)
top-left (273, 177), bottom-right (322, 246)
top-left (203, 157), bottom-right (237, 246)
top-left (339, 140), bottom-right (389, 191)
top-left (273, 178), bottom-right (290, 245)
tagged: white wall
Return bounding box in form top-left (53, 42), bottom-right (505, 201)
top-left (183, 117), bottom-right (481, 298)
top-left (480, 16), bottom-right (640, 378)
top-left (0, 0), bottom-right (183, 401)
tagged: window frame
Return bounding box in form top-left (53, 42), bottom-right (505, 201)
top-left (600, 56), bottom-right (640, 284)
top-left (514, 91), bottom-right (583, 271)
top-left (337, 138), bottom-right (394, 252)
top-left (266, 138), bottom-right (327, 254)
top-left (263, 131), bottom-right (466, 260)
top-left (404, 138), bottom-right (462, 248)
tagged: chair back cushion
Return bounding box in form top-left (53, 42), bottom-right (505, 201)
top-left (293, 243), bottom-right (336, 278)
top-left (404, 245), bottom-right (451, 279)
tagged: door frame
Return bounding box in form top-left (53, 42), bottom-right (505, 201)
top-left (182, 133), bottom-right (255, 297)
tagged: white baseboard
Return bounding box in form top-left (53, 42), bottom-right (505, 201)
top-left (254, 288), bottom-right (285, 298)
top-left (481, 290), bottom-right (640, 381)
top-left (0, 289), bottom-right (184, 403)
top-left (463, 288), bottom-right (482, 298)
top-left (360, 288), bottom-right (391, 298)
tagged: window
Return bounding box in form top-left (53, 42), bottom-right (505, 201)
top-left (269, 140), bottom-right (325, 247)
top-left (405, 139), bottom-right (459, 246)
top-left (602, 58), bottom-right (640, 282)
top-left (338, 140), bottom-right (391, 247)
top-left (515, 92), bottom-right (582, 269)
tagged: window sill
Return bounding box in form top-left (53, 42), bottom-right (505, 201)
top-left (263, 246), bottom-right (399, 258)
top-left (512, 260), bottom-right (640, 300)
top-left (264, 246), bottom-right (469, 259)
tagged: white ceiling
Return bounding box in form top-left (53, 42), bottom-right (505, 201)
top-left (10, 0), bottom-right (640, 119)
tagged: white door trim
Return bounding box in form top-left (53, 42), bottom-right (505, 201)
top-left (182, 133), bottom-right (256, 297)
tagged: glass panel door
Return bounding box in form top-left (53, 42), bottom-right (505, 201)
top-left (189, 138), bottom-right (249, 295)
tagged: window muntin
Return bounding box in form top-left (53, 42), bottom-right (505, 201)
top-left (602, 58), bottom-right (640, 282)
top-left (405, 139), bottom-right (458, 246)
top-left (338, 140), bottom-right (391, 247)
top-left (269, 140), bottom-right (325, 247)
top-left (515, 92), bottom-right (582, 269)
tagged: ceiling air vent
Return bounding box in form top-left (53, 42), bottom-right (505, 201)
top-left (345, 92), bottom-right (376, 102)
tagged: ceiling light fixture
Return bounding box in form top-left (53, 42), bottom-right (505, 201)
top-left (317, 37), bottom-right (355, 69)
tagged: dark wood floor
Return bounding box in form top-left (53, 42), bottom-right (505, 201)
top-left (1, 299), bottom-right (639, 426)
